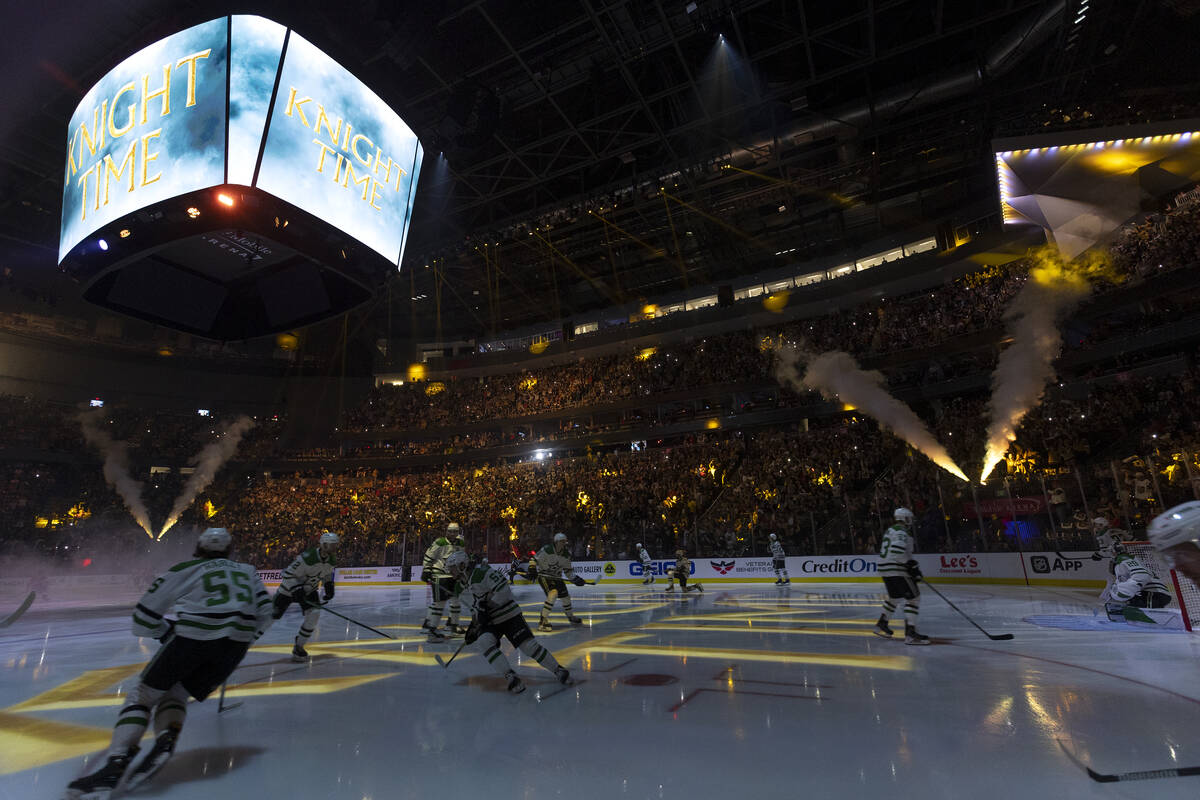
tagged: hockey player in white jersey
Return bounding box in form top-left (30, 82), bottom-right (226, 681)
top-left (420, 523), bottom-right (466, 641)
top-left (769, 533), bottom-right (790, 585)
top-left (446, 551), bottom-right (574, 694)
top-left (1101, 544), bottom-right (1172, 610)
top-left (64, 528), bottom-right (272, 800)
top-left (531, 532), bottom-right (586, 630)
top-left (663, 549), bottom-right (703, 592)
top-left (1148, 501), bottom-right (1200, 586)
top-left (873, 508), bottom-right (931, 645)
top-left (273, 531), bottom-right (338, 662)
top-left (636, 543), bottom-right (653, 584)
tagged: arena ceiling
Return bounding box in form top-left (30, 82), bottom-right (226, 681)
top-left (0, 0), bottom-right (1194, 348)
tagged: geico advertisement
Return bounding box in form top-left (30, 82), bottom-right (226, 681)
top-left (628, 560), bottom-right (694, 576)
top-left (256, 29), bottom-right (423, 265)
top-left (60, 17), bottom-right (228, 260)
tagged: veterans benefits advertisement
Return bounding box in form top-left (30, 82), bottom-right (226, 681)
top-left (61, 16), bottom-right (423, 267)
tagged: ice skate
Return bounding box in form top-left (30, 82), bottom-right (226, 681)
top-left (566, 615), bottom-right (584, 625)
top-left (291, 637), bottom-right (309, 662)
top-left (445, 623), bottom-right (468, 636)
top-left (64, 747), bottom-right (138, 800)
top-left (554, 665), bottom-right (575, 686)
top-left (505, 670), bottom-right (526, 694)
top-left (904, 628), bottom-right (932, 646)
top-left (538, 619), bottom-right (553, 632)
top-left (121, 728), bottom-right (178, 793)
top-left (422, 622), bottom-right (448, 642)
top-left (873, 618), bottom-right (894, 638)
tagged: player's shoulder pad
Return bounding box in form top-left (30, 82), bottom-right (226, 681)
top-left (168, 558), bottom-right (208, 573)
top-left (433, 537), bottom-right (451, 546)
top-left (301, 548), bottom-right (320, 565)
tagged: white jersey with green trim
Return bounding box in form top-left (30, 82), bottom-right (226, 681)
top-left (423, 537), bottom-right (457, 579)
top-left (458, 565), bottom-right (523, 625)
top-left (637, 546), bottom-right (651, 563)
top-left (532, 545), bottom-right (575, 579)
top-left (769, 540), bottom-right (786, 559)
top-left (1109, 553), bottom-right (1170, 601)
top-left (133, 557), bottom-right (272, 643)
top-left (878, 524), bottom-right (914, 577)
top-left (280, 547), bottom-right (336, 595)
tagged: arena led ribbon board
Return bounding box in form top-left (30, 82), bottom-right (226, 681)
top-left (59, 16), bottom-right (424, 339)
top-left (993, 120), bottom-right (1200, 259)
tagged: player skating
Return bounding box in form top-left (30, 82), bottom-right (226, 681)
top-left (1148, 501), bottom-right (1200, 585)
top-left (63, 528), bottom-right (272, 800)
top-left (873, 508), bottom-right (931, 645)
top-left (769, 533), bottom-right (790, 585)
top-left (420, 523), bottom-right (467, 641)
top-left (663, 549), bottom-right (703, 592)
top-left (273, 531), bottom-right (338, 662)
top-left (531, 532), bottom-right (586, 630)
top-left (636, 542), bottom-right (653, 584)
top-left (1101, 543), bottom-right (1172, 612)
top-left (446, 551), bottom-right (574, 694)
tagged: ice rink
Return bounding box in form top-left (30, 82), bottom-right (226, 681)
top-left (3, 580), bottom-right (1200, 799)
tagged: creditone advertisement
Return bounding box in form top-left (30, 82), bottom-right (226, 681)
top-left (61, 15), bottom-right (423, 266)
top-left (60, 18), bottom-right (228, 260)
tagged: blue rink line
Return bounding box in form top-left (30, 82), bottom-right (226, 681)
top-left (1023, 614), bottom-right (1190, 633)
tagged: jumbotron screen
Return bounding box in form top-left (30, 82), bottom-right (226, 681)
top-left (60, 15), bottom-right (423, 267)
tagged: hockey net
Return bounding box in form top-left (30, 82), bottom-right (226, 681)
top-left (1124, 541), bottom-right (1200, 632)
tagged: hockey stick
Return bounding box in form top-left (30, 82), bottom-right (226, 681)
top-left (434, 639), bottom-right (470, 668)
top-left (316, 604), bottom-right (395, 639)
top-left (0, 591), bottom-right (35, 628)
top-left (921, 580), bottom-right (1014, 640)
top-left (1057, 738), bottom-right (1200, 782)
top-left (217, 681), bottom-right (242, 713)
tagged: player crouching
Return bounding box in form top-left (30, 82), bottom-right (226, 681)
top-left (663, 549), bottom-right (703, 593)
top-left (446, 551), bottom-right (574, 694)
top-left (1101, 543), bottom-right (1172, 615)
top-left (63, 528), bottom-right (272, 799)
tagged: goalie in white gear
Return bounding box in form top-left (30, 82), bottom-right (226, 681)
top-left (64, 528), bottom-right (272, 800)
top-left (273, 531), bottom-right (338, 662)
top-left (1148, 501), bottom-right (1200, 586)
top-left (874, 508), bottom-right (931, 645)
top-left (446, 551), bottom-right (574, 694)
top-left (530, 533), bottom-right (585, 630)
top-left (1100, 543), bottom-right (1172, 611)
top-left (420, 523), bottom-right (467, 641)
top-left (769, 533), bottom-right (789, 585)
top-left (636, 542), bottom-right (653, 584)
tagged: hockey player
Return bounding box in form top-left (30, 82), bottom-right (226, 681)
top-left (663, 549), bottom-right (703, 593)
top-left (64, 528), bottom-right (272, 799)
top-left (1148, 501), bottom-right (1200, 586)
top-left (446, 551), bottom-right (574, 694)
top-left (420, 523), bottom-right (467, 641)
top-left (1092, 517), bottom-right (1129, 557)
top-left (636, 542), bottom-right (653, 584)
top-left (769, 533), bottom-right (790, 585)
top-left (273, 531), bottom-right (338, 662)
top-left (874, 508), bottom-right (931, 645)
top-left (1102, 544), bottom-right (1172, 610)
top-left (531, 532), bottom-right (586, 630)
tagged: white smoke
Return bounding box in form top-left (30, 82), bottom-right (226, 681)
top-left (78, 410), bottom-right (154, 536)
top-left (776, 346), bottom-right (968, 481)
top-left (159, 415), bottom-right (255, 539)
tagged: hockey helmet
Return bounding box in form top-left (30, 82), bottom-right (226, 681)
top-left (197, 527), bottom-right (231, 553)
top-left (447, 522), bottom-right (461, 534)
top-left (636, 542), bottom-right (643, 549)
top-left (894, 508), bottom-right (915, 525)
top-left (1149, 502), bottom-right (1200, 551)
top-left (445, 550), bottom-right (470, 578)
top-left (319, 531), bottom-right (340, 552)
top-left (1092, 517), bottom-right (1110, 531)
top-left (553, 532), bottom-right (568, 551)
top-left (675, 549), bottom-right (684, 557)
top-left (769, 533), bottom-right (778, 541)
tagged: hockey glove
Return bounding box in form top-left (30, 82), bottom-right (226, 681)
top-left (571, 575), bottom-right (586, 587)
top-left (271, 591), bottom-right (291, 620)
top-left (905, 560), bottom-right (923, 580)
top-left (465, 617), bottom-right (484, 645)
top-left (323, 582), bottom-right (335, 602)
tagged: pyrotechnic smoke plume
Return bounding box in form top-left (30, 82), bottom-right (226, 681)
top-left (159, 416), bottom-right (255, 539)
top-left (776, 346), bottom-right (969, 482)
top-left (978, 246), bottom-right (1116, 484)
top-left (79, 411), bottom-right (154, 537)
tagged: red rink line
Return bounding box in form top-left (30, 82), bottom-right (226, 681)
top-left (952, 643), bottom-right (1200, 707)
top-left (711, 664), bottom-right (833, 688)
top-left (669, 687), bottom-right (821, 713)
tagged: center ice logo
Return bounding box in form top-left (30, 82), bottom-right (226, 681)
top-left (710, 560), bottom-right (735, 575)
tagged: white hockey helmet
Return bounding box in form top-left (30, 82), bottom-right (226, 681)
top-left (553, 532), bottom-right (568, 551)
top-left (1149, 502), bottom-right (1200, 551)
top-left (636, 542), bottom-right (643, 549)
top-left (769, 533), bottom-right (777, 541)
top-left (197, 527), bottom-right (231, 553)
top-left (1092, 517), bottom-right (1110, 531)
top-left (319, 531), bottom-right (339, 550)
top-left (894, 508), bottom-right (915, 525)
top-left (447, 522), bottom-right (461, 534)
top-left (445, 550), bottom-right (470, 578)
